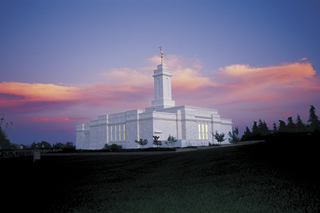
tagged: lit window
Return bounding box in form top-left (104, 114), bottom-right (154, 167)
top-left (123, 124), bottom-right (125, 140)
top-left (115, 125), bottom-right (117, 140)
top-left (110, 126), bottom-right (113, 140)
top-left (198, 124), bottom-right (201, 139)
top-left (206, 124), bottom-right (208, 139)
top-left (202, 124), bottom-right (205, 140)
top-left (119, 125), bottom-right (121, 140)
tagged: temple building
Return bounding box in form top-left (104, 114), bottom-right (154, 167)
top-left (76, 54), bottom-right (232, 149)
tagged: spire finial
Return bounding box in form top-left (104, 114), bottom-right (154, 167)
top-left (158, 46), bottom-right (163, 64)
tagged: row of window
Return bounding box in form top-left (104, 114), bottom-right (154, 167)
top-left (110, 123), bottom-right (208, 141)
top-left (110, 124), bottom-right (125, 141)
top-left (198, 124), bottom-right (209, 140)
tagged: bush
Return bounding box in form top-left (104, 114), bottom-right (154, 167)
top-left (209, 143), bottom-right (220, 146)
top-left (103, 143), bottom-right (110, 149)
top-left (153, 136), bottom-right (162, 147)
top-left (212, 131), bottom-right (226, 145)
top-left (165, 135), bottom-right (177, 147)
top-left (134, 139), bottom-right (148, 148)
top-left (110, 144), bottom-right (122, 151)
top-left (186, 146), bottom-right (198, 148)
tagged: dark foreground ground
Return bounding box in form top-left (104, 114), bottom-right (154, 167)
top-left (3, 142), bottom-right (320, 213)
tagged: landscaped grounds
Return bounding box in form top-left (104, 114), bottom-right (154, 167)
top-left (4, 142), bottom-right (320, 213)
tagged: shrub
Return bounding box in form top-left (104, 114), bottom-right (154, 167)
top-left (228, 126), bottom-right (240, 144)
top-left (165, 135), bottom-right (177, 147)
top-left (110, 144), bottom-right (122, 150)
top-left (134, 139), bottom-right (148, 149)
top-left (103, 143), bottom-right (110, 149)
top-left (153, 136), bottom-right (162, 147)
top-left (212, 131), bottom-right (225, 145)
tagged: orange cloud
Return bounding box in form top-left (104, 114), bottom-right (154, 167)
top-left (218, 62), bottom-right (316, 87)
top-left (212, 61), bottom-right (320, 105)
top-left (0, 82), bottom-right (82, 102)
top-left (0, 80), bottom-right (153, 111)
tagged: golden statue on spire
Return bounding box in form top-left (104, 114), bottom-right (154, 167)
top-left (159, 46), bottom-right (163, 58)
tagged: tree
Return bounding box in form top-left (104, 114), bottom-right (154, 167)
top-left (295, 114), bottom-right (306, 133)
top-left (251, 121), bottom-right (259, 137)
top-left (228, 126), bottom-right (240, 144)
top-left (53, 142), bottom-right (66, 149)
top-left (258, 119), bottom-right (270, 136)
top-left (39, 141), bottom-right (52, 149)
top-left (272, 122), bottom-right (278, 135)
top-left (286, 116), bottom-right (296, 133)
top-left (135, 138), bottom-right (148, 149)
top-left (0, 115), bottom-right (13, 138)
top-left (241, 126), bottom-right (252, 141)
top-left (31, 141), bottom-right (37, 149)
top-left (213, 131), bottom-right (225, 145)
top-left (308, 105), bottom-right (320, 132)
top-left (17, 144), bottom-right (26, 149)
top-left (165, 135), bottom-right (177, 147)
top-left (278, 120), bottom-right (287, 133)
top-left (65, 142), bottom-right (75, 149)
top-left (0, 115), bottom-right (14, 150)
top-left (153, 135), bottom-right (162, 147)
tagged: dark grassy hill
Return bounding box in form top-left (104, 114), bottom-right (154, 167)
top-left (3, 142), bottom-right (319, 213)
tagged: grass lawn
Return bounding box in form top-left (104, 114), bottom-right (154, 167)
top-left (3, 142), bottom-right (320, 213)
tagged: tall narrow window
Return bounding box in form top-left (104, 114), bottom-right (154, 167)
top-left (110, 126), bottom-right (113, 140)
top-left (198, 124), bottom-right (201, 139)
top-left (206, 124), bottom-right (208, 140)
top-left (123, 124), bottom-right (125, 140)
top-left (166, 78), bottom-right (169, 98)
top-left (157, 78), bottom-right (160, 99)
top-left (119, 125), bottom-right (121, 140)
top-left (202, 124), bottom-right (205, 140)
top-left (115, 125), bottom-right (117, 140)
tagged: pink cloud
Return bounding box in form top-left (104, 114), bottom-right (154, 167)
top-left (33, 118), bottom-right (72, 122)
top-left (299, 57), bottom-right (308, 61)
top-left (209, 61), bottom-right (320, 105)
top-left (0, 82), bottom-right (82, 102)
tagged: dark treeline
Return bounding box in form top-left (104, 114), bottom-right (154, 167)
top-left (241, 105), bottom-right (320, 143)
top-left (30, 141), bottom-right (76, 150)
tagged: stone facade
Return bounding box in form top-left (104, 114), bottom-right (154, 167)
top-left (76, 63), bottom-right (232, 149)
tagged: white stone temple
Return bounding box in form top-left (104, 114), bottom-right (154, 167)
top-left (76, 59), bottom-right (232, 149)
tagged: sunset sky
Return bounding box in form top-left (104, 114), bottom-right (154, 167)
top-left (1, 0), bottom-right (320, 146)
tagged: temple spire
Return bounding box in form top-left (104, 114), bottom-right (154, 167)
top-left (151, 63), bottom-right (175, 109)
